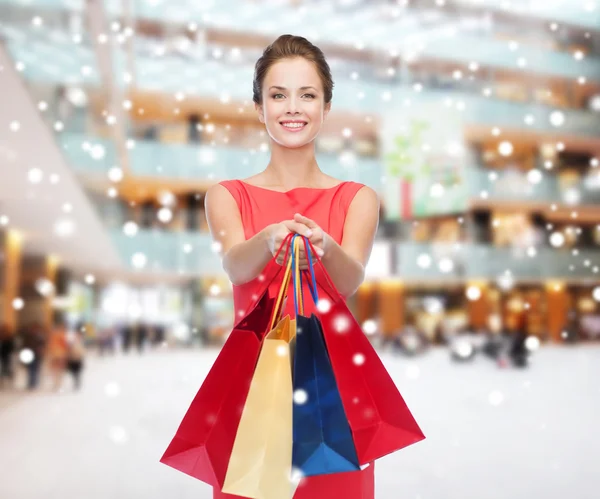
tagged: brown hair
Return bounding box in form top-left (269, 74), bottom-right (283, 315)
top-left (253, 34), bottom-right (334, 105)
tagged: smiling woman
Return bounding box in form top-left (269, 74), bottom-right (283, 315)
top-left (204, 34), bottom-right (379, 499)
top-left (256, 57), bottom-right (331, 148)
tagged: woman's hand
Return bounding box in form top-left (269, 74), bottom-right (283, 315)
top-left (293, 213), bottom-right (330, 259)
top-left (267, 220), bottom-right (322, 270)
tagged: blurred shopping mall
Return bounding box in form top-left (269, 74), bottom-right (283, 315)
top-left (1, 0), bottom-right (600, 359)
top-left (1, 2), bottom-right (600, 499)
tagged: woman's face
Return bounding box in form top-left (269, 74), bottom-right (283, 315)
top-left (255, 57), bottom-right (331, 149)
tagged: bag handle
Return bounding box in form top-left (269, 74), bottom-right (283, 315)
top-left (291, 235), bottom-right (319, 316)
top-left (267, 233), bottom-right (296, 331)
top-left (300, 237), bottom-right (343, 302)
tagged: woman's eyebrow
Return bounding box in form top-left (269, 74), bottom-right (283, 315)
top-left (269, 86), bottom-right (318, 91)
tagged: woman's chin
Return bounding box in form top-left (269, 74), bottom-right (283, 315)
top-left (273, 137), bottom-right (314, 149)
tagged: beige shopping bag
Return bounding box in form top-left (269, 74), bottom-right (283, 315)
top-left (222, 237), bottom-right (300, 499)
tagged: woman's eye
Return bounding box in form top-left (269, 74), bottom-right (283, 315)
top-left (272, 93), bottom-right (315, 99)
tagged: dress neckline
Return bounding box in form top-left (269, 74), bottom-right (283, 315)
top-left (238, 179), bottom-right (346, 194)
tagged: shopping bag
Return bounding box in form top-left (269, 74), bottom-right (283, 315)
top-left (213, 461), bottom-right (375, 499)
top-left (290, 235), bottom-right (360, 477)
top-left (160, 233), bottom-right (297, 487)
top-left (221, 236), bottom-right (299, 499)
top-left (299, 237), bottom-right (425, 464)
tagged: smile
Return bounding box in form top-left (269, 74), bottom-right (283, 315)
top-left (280, 122), bottom-right (307, 132)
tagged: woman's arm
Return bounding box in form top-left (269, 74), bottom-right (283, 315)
top-left (309, 186), bottom-right (380, 298)
top-left (205, 184), bottom-right (273, 286)
top-left (294, 186), bottom-right (380, 297)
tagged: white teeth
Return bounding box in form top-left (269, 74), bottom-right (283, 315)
top-left (281, 123), bottom-right (306, 129)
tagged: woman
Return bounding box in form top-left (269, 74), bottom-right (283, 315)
top-left (205, 35), bottom-right (380, 498)
top-left (47, 322), bottom-right (69, 391)
top-left (0, 323), bottom-right (15, 389)
top-left (66, 329), bottom-right (86, 391)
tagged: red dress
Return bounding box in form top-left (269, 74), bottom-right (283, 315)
top-left (215, 179), bottom-right (375, 499)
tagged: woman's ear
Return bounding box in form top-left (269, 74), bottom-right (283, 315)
top-left (255, 102), bottom-right (264, 124)
top-left (323, 101), bottom-right (332, 121)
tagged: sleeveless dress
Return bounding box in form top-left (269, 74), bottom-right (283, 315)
top-left (214, 179), bottom-right (375, 499)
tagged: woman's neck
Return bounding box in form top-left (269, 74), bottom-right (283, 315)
top-left (263, 141), bottom-right (322, 188)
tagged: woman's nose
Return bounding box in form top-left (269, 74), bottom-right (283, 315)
top-left (286, 96), bottom-right (300, 114)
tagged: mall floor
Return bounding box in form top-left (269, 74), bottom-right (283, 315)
top-left (0, 343), bottom-right (598, 499)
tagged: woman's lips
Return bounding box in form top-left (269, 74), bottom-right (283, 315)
top-left (280, 122), bottom-right (307, 132)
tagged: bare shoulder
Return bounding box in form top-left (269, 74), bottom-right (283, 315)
top-left (205, 182), bottom-right (235, 208)
top-left (349, 184), bottom-right (380, 210)
top-left (204, 183), bottom-right (245, 255)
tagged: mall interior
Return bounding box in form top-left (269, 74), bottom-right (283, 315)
top-left (1, 2), bottom-right (600, 499)
top-left (0, 0), bottom-right (599, 361)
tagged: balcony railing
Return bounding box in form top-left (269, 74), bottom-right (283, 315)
top-left (3, 23), bottom-right (600, 138)
top-left (396, 242), bottom-right (600, 281)
top-left (62, 132), bottom-right (600, 207)
top-left (109, 229), bottom-right (600, 281)
top-left (111, 229), bottom-right (224, 276)
top-left (61, 133), bottom-right (383, 188)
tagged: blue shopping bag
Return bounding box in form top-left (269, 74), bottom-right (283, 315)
top-left (290, 235), bottom-right (360, 477)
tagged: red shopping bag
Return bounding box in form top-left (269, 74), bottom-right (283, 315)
top-left (160, 234), bottom-right (296, 487)
top-left (213, 461), bottom-right (375, 499)
top-left (299, 237), bottom-right (425, 464)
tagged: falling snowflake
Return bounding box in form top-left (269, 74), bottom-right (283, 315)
top-left (293, 389), bottom-right (308, 405)
top-left (333, 314), bottom-right (351, 333)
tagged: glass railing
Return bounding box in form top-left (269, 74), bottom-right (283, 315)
top-left (131, 62), bottom-right (600, 136)
top-left (129, 0), bottom-right (600, 81)
top-left (396, 242), bottom-right (600, 281)
top-left (2, 2), bottom-right (600, 90)
top-left (0, 22), bottom-right (99, 85)
top-left (467, 165), bottom-right (560, 201)
top-left (4, 22), bottom-right (600, 137)
top-left (111, 229), bottom-right (224, 276)
top-left (61, 133), bottom-right (383, 189)
top-left (60, 133), bottom-right (118, 175)
top-left (451, 0), bottom-right (600, 32)
top-left (61, 132), bottom-right (600, 207)
top-left (2, 0), bottom-right (597, 33)
top-left (0, 0), bottom-right (84, 8)
top-left (468, 165), bottom-right (600, 205)
top-left (418, 33), bottom-right (600, 81)
top-left (109, 230), bottom-right (600, 280)
top-left (130, 139), bottom-right (382, 187)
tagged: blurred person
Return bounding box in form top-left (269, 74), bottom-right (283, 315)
top-left (65, 329), bottom-right (86, 391)
top-left (47, 322), bottom-right (69, 391)
top-left (136, 323), bottom-right (148, 354)
top-left (154, 324), bottom-right (166, 346)
top-left (204, 34), bottom-right (379, 499)
top-left (187, 113), bottom-right (202, 143)
top-left (143, 123), bottom-right (158, 140)
top-left (482, 329), bottom-right (506, 360)
top-left (433, 320), bottom-right (450, 345)
top-left (98, 325), bottom-right (117, 356)
top-left (0, 323), bottom-right (16, 389)
top-left (562, 310), bottom-right (580, 344)
top-left (20, 322), bottom-right (47, 390)
top-left (198, 325), bottom-right (209, 346)
top-left (508, 328), bottom-right (530, 368)
top-left (54, 85), bottom-right (72, 127)
top-left (448, 325), bottom-right (486, 363)
top-left (122, 324), bottom-right (133, 353)
top-left (394, 323), bottom-right (429, 357)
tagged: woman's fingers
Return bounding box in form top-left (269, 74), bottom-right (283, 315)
top-left (276, 257), bottom-right (316, 269)
top-left (283, 221), bottom-right (314, 239)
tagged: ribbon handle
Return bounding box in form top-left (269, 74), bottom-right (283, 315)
top-left (291, 235), bottom-right (319, 316)
top-left (267, 233), bottom-right (296, 331)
